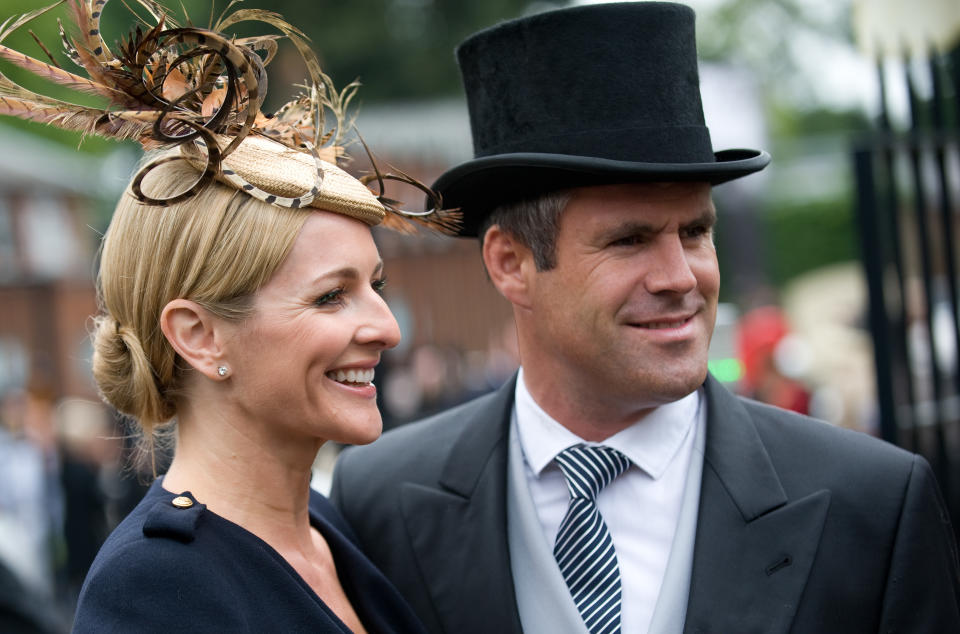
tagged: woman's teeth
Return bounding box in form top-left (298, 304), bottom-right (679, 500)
top-left (326, 368), bottom-right (375, 384)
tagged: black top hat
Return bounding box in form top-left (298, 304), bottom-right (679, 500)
top-left (434, 1), bottom-right (770, 237)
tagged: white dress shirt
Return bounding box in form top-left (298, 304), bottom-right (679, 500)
top-left (514, 368), bottom-right (704, 634)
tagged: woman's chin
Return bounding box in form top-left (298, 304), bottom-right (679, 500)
top-left (332, 416), bottom-right (383, 447)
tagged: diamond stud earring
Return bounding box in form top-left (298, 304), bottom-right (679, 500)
top-left (217, 366), bottom-right (229, 377)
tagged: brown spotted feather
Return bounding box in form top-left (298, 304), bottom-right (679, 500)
top-left (0, 0), bottom-right (458, 232)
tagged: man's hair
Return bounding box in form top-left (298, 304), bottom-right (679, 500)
top-left (478, 190), bottom-right (572, 271)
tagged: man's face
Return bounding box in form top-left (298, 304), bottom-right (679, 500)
top-left (518, 182), bottom-right (719, 429)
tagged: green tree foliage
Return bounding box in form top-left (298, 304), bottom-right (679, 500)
top-left (0, 0), bottom-right (145, 152)
top-left (692, 0), bottom-right (853, 109)
top-left (267, 0), bottom-right (564, 103)
top-left (763, 194), bottom-right (858, 287)
top-left (770, 104), bottom-right (872, 140)
top-left (0, 0), bottom-right (557, 149)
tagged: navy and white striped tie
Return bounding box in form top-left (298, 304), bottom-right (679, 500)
top-left (553, 444), bottom-right (632, 634)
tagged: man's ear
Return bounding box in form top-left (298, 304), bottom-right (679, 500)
top-left (159, 299), bottom-right (228, 381)
top-left (482, 225), bottom-right (536, 309)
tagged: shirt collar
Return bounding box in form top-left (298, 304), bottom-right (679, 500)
top-left (514, 367), bottom-right (701, 480)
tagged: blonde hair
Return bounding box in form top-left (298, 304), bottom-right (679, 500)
top-left (91, 155), bottom-right (309, 450)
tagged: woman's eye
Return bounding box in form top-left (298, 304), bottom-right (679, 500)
top-left (315, 288), bottom-right (344, 306)
top-left (372, 277), bottom-right (387, 294)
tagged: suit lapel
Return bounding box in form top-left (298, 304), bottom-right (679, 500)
top-left (399, 377), bottom-right (524, 634)
top-left (683, 378), bottom-right (830, 634)
top-left (394, 374), bottom-right (828, 633)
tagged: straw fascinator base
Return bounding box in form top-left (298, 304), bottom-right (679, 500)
top-left (178, 135), bottom-right (386, 226)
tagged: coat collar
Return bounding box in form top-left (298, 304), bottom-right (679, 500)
top-left (700, 376), bottom-right (788, 518)
top-left (399, 376), bottom-right (523, 634)
top-left (683, 376), bottom-right (829, 633)
top-left (438, 375), bottom-right (518, 496)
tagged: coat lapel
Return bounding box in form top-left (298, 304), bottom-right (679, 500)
top-left (683, 378), bottom-right (830, 634)
top-left (399, 377), bottom-right (524, 634)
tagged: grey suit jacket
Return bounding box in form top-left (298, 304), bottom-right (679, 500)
top-left (331, 375), bottom-right (960, 633)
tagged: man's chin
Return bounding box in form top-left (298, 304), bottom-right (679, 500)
top-left (641, 365), bottom-right (708, 405)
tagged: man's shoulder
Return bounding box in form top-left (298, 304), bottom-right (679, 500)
top-left (740, 395), bottom-right (905, 455)
top-left (733, 393), bottom-right (917, 485)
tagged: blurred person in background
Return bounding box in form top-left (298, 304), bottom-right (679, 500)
top-left (0, 560), bottom-right (60, 634)
top-left (737, 305), bottom-right (812, 414)
top-left (0, 0), bottom-right (460, 630)
top-left (0, 387), bottom-right (59, 596)
top-left (53, 399), bottom-right (119, 611)
top-left (0, 388), bottom-right (63, 633)
top-left (332, 3), bottom-right (960, 633)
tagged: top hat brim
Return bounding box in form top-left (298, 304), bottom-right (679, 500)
top-left (434, 148), bottom-right (771, 237)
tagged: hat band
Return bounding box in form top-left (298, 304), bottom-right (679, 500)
top-left (476, 125), bottom-right (715, 164)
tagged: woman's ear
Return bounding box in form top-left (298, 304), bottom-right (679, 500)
top-left (482, 225), bottom-right (535, 310)
top-left (160, 299), bottom-right (227, 381)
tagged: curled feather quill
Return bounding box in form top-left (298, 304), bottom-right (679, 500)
top-left (0, 0), bottom-right (460, 233)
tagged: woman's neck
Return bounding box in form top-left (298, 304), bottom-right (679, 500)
top-left (161, 401), bottom-right (324, 553)
top-left (161, 400), bottom-right (369, 633)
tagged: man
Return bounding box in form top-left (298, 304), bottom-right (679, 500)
top-left (331, 3), bottom-right (960, 633)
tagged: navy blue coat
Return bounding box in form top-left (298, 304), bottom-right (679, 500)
top-left (73, 479), bottom-right (426, 633)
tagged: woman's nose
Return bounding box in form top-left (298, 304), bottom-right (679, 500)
top-left (356, 292), bottom-right (402, 350)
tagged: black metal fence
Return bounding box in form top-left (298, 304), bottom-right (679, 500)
top-left (854, 45), bottom-right (960, 530)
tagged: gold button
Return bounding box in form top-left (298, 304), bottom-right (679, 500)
top-left (171, 496), bottom-right (193, 509)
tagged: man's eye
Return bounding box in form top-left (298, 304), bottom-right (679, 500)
top-left (610, 235), bottom-right (644, 247)
top-left (683, 225), bottom-right (710, 239)
top-left (315, 288), bottom-right (344, 306)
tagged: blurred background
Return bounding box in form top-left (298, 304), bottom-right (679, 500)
top-left (0, 0), bottom-right (958, 630)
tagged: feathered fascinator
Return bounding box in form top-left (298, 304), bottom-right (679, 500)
top-left (0, 0), bottom-right (459, 233)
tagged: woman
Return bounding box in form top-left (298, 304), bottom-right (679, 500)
top-left (72, 157), bottom-right (428, 632)
top-left (0, 1), bottom-right (454, 631)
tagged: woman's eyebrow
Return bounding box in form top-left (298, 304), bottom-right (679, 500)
top-left (309, 260), bottom-right (384, 286)
top-left (311, 268), bottom-right (359, 285)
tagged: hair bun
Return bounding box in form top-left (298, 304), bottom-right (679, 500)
top-left (92, 315), bottom-right (175, 432)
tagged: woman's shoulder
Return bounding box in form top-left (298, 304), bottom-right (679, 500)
top-left (87, 480), bottom-right (213, 557)
top-left (73, 496), bottom-right (242, 632)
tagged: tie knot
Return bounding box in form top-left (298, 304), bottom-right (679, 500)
top-left (555, 444), bottom-right (631, 500)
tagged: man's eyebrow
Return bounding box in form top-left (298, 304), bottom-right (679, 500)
top-left (595, 209), bottom-right (717, 243)
top-left (683, 209), bottom-right (717, 228)
top-left (595, 221), bottom-right (658, 244)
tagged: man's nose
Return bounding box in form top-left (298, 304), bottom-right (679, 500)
top-left (644, 235), bottom-right (698, 295)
